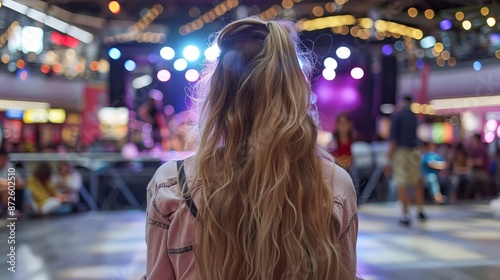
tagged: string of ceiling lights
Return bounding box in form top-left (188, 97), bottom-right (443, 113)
top-left (179, 0), bottom-right (239, 35)
top-left (104, 4), bottom-right (165, 45)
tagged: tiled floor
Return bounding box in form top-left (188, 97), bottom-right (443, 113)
top-left (1, 202), bottom-right (499, 280)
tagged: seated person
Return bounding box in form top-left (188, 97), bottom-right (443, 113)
top-left (27, 162), bottom-right (72, 215)
top-left (52, 162), bottom-right (82, 205)
top-left (0, 150), bottom-right (25, 217)
top-left (421, 142), bottom-right (447, 203)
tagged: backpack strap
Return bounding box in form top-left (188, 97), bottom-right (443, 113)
top-left (176, 160), bottom-right (198, 218)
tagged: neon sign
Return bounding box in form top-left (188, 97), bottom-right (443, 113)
top-left (50, 32), bottom-right (79, 48)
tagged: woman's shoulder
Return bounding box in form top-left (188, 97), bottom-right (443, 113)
top-left (321, 158), bottom-right (356, 200)
top-left (147, 161), bottom-right (184, 220)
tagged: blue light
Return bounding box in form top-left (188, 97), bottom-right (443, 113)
top-left (394, 41), bottom-right (404, 51)
top-left (382, 44), bottom-right (393, 56)
top-left (440, 20), bottom-right (452, 31)
top-left (442, 37), bottom-right (451, 47)
top-left (473, 61), bottom-right (482, 71)
top-left (124, 60), bottom-right (136, 71)
top-left (5, 110), bottom-right (23, 119)
top-left (16, 68), bottom-right (29, 81)
top-left (173, 58), bottom-right (188, 71)
top-left (416, 59), bottom-right (425, 69)
top-left (420, 36), bottom-right (437, 49)
top-left (109, 48), bottom-right (121, 60)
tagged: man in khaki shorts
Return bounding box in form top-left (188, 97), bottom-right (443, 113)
top-left (387, 96), bottom-right (426, 226)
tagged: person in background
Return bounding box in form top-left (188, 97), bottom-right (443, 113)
top-left (332, 112), bottom-right (355, 170)
top-left (52, 162), bottom-right (82, 206)
top-left (138, 96), bottom-right (169, 148)
top-left (387, 96), bottom-right (426, 226)
top-left (0, 150), bottom-right (25, 217)
top-left (452, 144), bottom-right (472, 200)
top-left (27, 162), bottom-right (72, 215)
top-left (469, 134), bottom-right (490, 198)
top-left (421, 142), bottom-right (447, 203)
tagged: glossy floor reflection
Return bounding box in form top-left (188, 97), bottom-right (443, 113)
top-left (0, 202), bottom-right (499, 280)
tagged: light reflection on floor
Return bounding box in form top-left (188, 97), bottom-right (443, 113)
top-left (0, 202), bottom-right (498, 280)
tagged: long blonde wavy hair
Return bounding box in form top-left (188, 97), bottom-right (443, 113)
top-left (191, 18), bottom-right (342, 280)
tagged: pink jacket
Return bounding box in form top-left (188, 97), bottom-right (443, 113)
top-left (144, 158), bottom-right (359, 280)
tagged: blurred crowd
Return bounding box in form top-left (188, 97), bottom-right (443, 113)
top-left (0, 151), bottom-right (83, 218)
top-left (328, 110), bottom-right (500, 206)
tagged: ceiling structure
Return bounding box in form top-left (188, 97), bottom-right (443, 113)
top-left (5, 0), bottom-right (498, 38)
top-left (0, 0), bottom-right (498, 79)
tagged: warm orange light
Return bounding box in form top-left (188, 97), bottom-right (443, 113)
top-left (41, 64), bottom-right (50, 74)
top-left (408, 7), bottom-right (418, 18)
top-left (16, 59), bottom-right (25, 69)
top-left (53, 63), bottom-right (63, 74)
top-left (90, 61), bottom-right (99, 71)
top-left (75, 62), bottom-right (84, 72)
top-left (108, 1), bottom-right (121, 14)
top-left (1, 54), bottom-right (9, 64)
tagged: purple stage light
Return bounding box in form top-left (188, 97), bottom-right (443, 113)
top-left (486, 119), bottom-right (498, 132)
top-left (440, 20), bottom-right (452, 31)
top-left (382, 44), bottom-right (393, 56)
top-left (164, 105), bottom-right (175, 115)
top-left (484, 132), bottom-right (495, 143)
top-left (148, 53), bottom-right (159, 64)
top-left (416, 59), bottom-right (425, 69)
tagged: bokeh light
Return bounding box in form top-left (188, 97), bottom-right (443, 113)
top-left (323, 57), bottom-right (338, 70)
top-left (124, 60), bottom-right (136, 71)
top-left (90, 61), bottom-right (100, 71)
top-left (109, 48), bottom-right (121, 59)
top-left (183, 45), bottom-right (200, 61)
top-left (173, 58), bottom-right (188, 71)
top-left (204, 45), bottom-right (221, 61)
top-left (486, 119), bottom-right (498, 132)
top-left (473, 61), bottom-right (482, 71)
top-left (351, 67), bottom-right (364, 79)
top-left (16, 59), bottom-right (25, 69)
top-left (484, 132), bottom-right (495, 143)
top-left (336, 46), bottom-right (351, 59)
top-left (322, 68), bottom-right (336, 80)
top-left (157, 69), bottom-right (171, 82)
top-left (487, 17), bottom-right (496, 27)
top-left (148, 53), bottom-right (159, 63)
top-left (407, 7), bottom-right (418, 18)
top-left (424, 9), bottom-right (435, 19)
top-left (17, 68), bottom-right (29, 81)
top-left (185, 69), bottom-right (200, 82)
top-left (420, 36), bottom-right (436, 49)
top-left (41, 64), bottom-right (50, 74)
top-left (164, 105), bottom-right (175, 115)
top-left (440, 20), bottom-right (452, 31)
top-left (108, 1), bottom-right (121, 14)
top-left (382, 44), bottom-right (393, 56)
top-left (462, 20), bottom-right (472, 30)
top-left (1, 54), bottom-right (10, 64)
top-left (160, 47), bottom-right (175, 60)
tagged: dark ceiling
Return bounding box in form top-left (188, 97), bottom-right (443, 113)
top-left (35, 0), bottom-right (497, 30)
